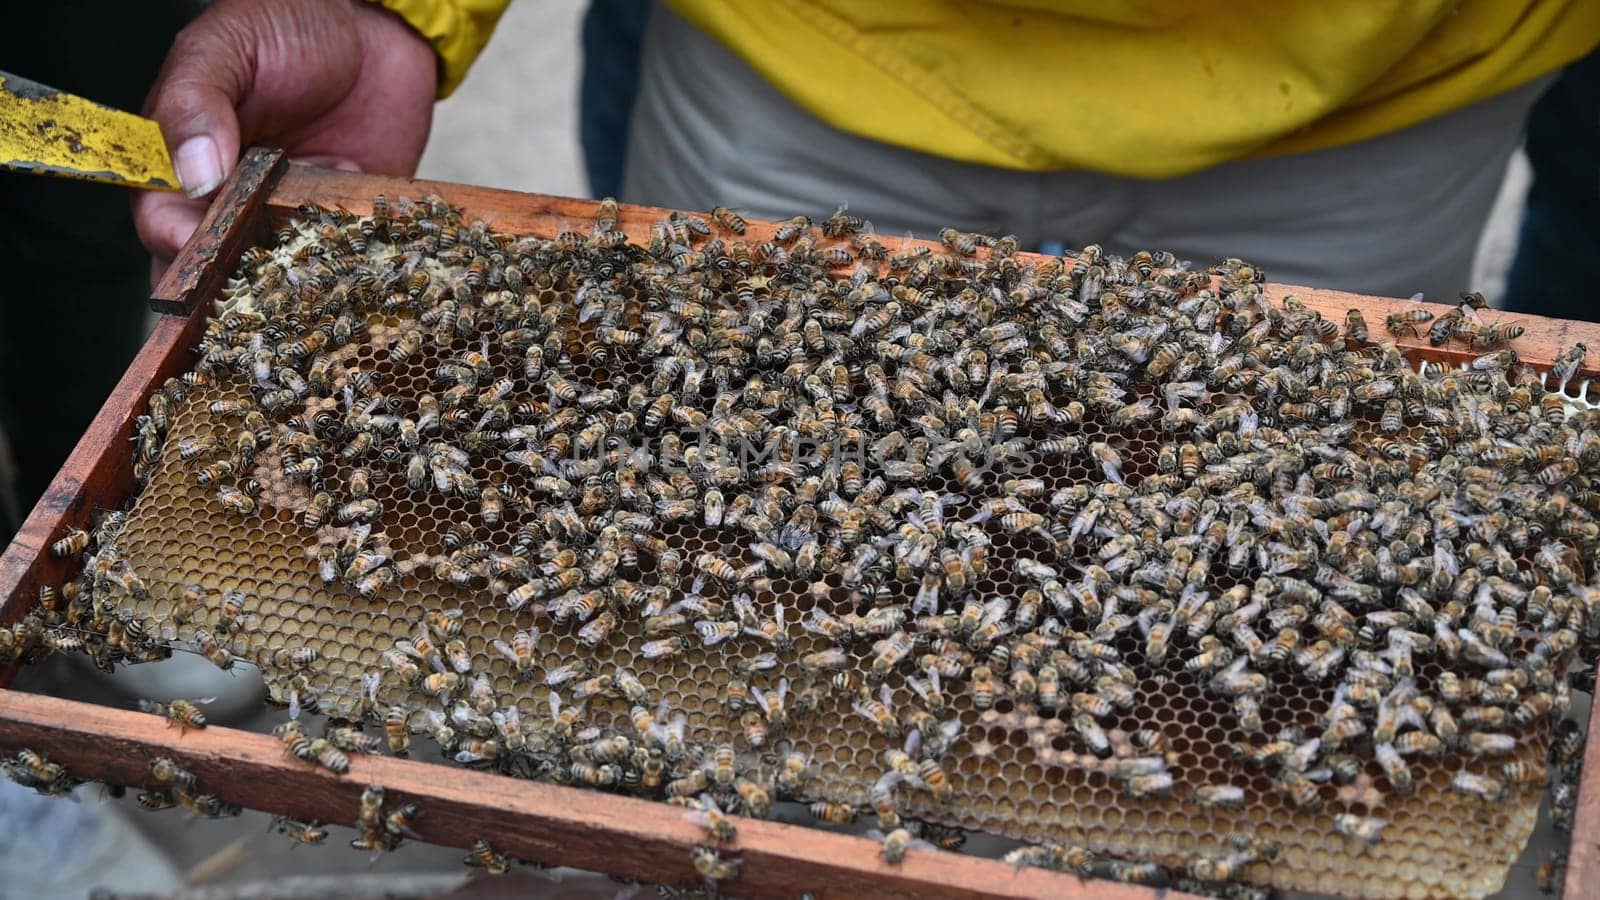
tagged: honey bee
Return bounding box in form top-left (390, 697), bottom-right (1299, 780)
top-left (214, 485), bottom-right (257, 515)
top-left (774, 751), bottom-right (812, 795)
top-left (686, 793), bottom-right (737, 843)
top-left (1467, 732), bottom-right (1515, 757)
top-left (761, 214), bottom-right (809, 244)
top-left (1394, 731), bottom-right (1443, 758)
top-left (138, 697), bottom-right (211, 730)
top-left (734, 775), bottom-right (772, 816)
top-left (739, 709), bottom-right (768, 747)
top-left (696, 554), bottom-right (740, 581)
top-left (1342, 308), bottom-right (1370, 344)
top-left (668, 768), bottom-right (711, 798)
top-left (50, 527), bottom-right (90, 558)
top-left (303, 491), bottom-right (334, 529)
top-left (1332, 813), bottom-right (1387, 845)
top-left (694, 618), bottom-right (740, 648)
top-left (916, 757), bottom-right (954, 804)
top-left (1552, 341), bottom-right (1588, 391)
top-left (705, 743), bottom-right (737, 787)
top-left (1277, 769), bottom-right (1322, 810)
top-left (1385, 307), bottom-right (1434, 337)
top-left (1467, 320), bottom-right (1525, 349)
top-left (192, 629), bottom-right (233, 670)
top-left (274, 816), bottom-right (330, 845)
top-left (1374, 742), bottom-right (1412, 793)
top-left (640, 636), bottom-right (688, 660)
top-left (871, 827), bottom-right (931, 865)
top-left (491, 628), bottom-right (538, 680)
top-left (710, 205), bottom-right (747, 234)
top-left (690, 845), bottom-right (741, 885)
top-left (800, 648), bottom-right (849, 672)
top-left (871, 630), bottom-right (914, 677)
top-left (750, 677), bottom-right (789, 728)
top-left (938, 227), bottom-right (978, 256)
top-left (464, 838), bottom-right (511, 875)
top-left (148, 756), bottom-right (197, 791)
top-left (275, 721), bottom-right (314, 762)
top-left (1190, 783), bottom-right (1244, 808)
top-left (853, 683), bottom-right (899, 738)
top-left (593, 196), bottom-right (620, 231)
top-left (424, 671), bottom-right (463, 699)
top-left (305, 738), bottom-right (350, 774)
top-left (809, 801), bottom-right (857, 825)
top-left (1450, 770), bottom-right (1504, 802)
top-left (380, 706), bottom-right (412, 755)
top-left (1537, 852), bottom-right (1568, 894)
top-left (176, 791), bottom-right (241, 818)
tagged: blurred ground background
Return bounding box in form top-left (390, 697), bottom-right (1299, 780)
top-left (2, 3), bottom-right (1561, 899)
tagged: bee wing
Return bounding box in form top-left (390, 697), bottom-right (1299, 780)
top-left (905, 675), bottom-right (928, 704)
top-left (698, 792), bottom-right (725, 817)
top-left (288, 689), bottom-right (301, 721)
top-left (800, 610), bottom-right (833, 636)
top-left (362, 672), bottom-right (381, 703)
top-left (980, 597), bottom-right (1011, 628)
top-left (747, 652), bottom-right (778, 672)
top-left (491, 639), bottom-right (519, 664)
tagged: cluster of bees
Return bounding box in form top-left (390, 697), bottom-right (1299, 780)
top-left (0, 745), bottom-right (243, 821)
top-left (0, 513), bottom-right (171, 672)
top-left (14, 189), bottom-right (1600, 897)
top-left (139, 754), bottom-right (242, 818)
top-left (2, 748), bottom-right (77, 796)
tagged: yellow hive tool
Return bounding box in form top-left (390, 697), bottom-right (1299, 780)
top-left (0, 70), bottom-right (179, 191)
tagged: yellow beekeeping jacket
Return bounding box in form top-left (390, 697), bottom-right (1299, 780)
top-left (382, 0), bottom-right (1600, 179)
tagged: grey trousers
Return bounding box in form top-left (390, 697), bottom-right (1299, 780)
top-left (621, 7), bottom-right (1547, 300)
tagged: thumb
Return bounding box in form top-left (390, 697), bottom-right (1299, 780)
top-left (145, 26), bottom-right (250, 198)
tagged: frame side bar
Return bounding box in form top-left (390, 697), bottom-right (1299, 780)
top-left (1564, 668), bottom-right (1600, 896)
top-left (0, 691), bottom-right (1171, 900)
top-left (151, 146), bottom-right (288, 314)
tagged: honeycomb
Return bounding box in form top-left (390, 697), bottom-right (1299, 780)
top-left (16, 199), bottom-right (1599, 899)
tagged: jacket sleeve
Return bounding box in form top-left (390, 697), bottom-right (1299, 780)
top-left (375, 0), bottom-right (511, 97)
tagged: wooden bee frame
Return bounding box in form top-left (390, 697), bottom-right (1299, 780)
top-left (3, 147), bottom-right (1600, 898)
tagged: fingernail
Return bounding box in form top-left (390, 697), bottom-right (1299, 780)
top-left (174, 136), bottom-right (223, 198)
